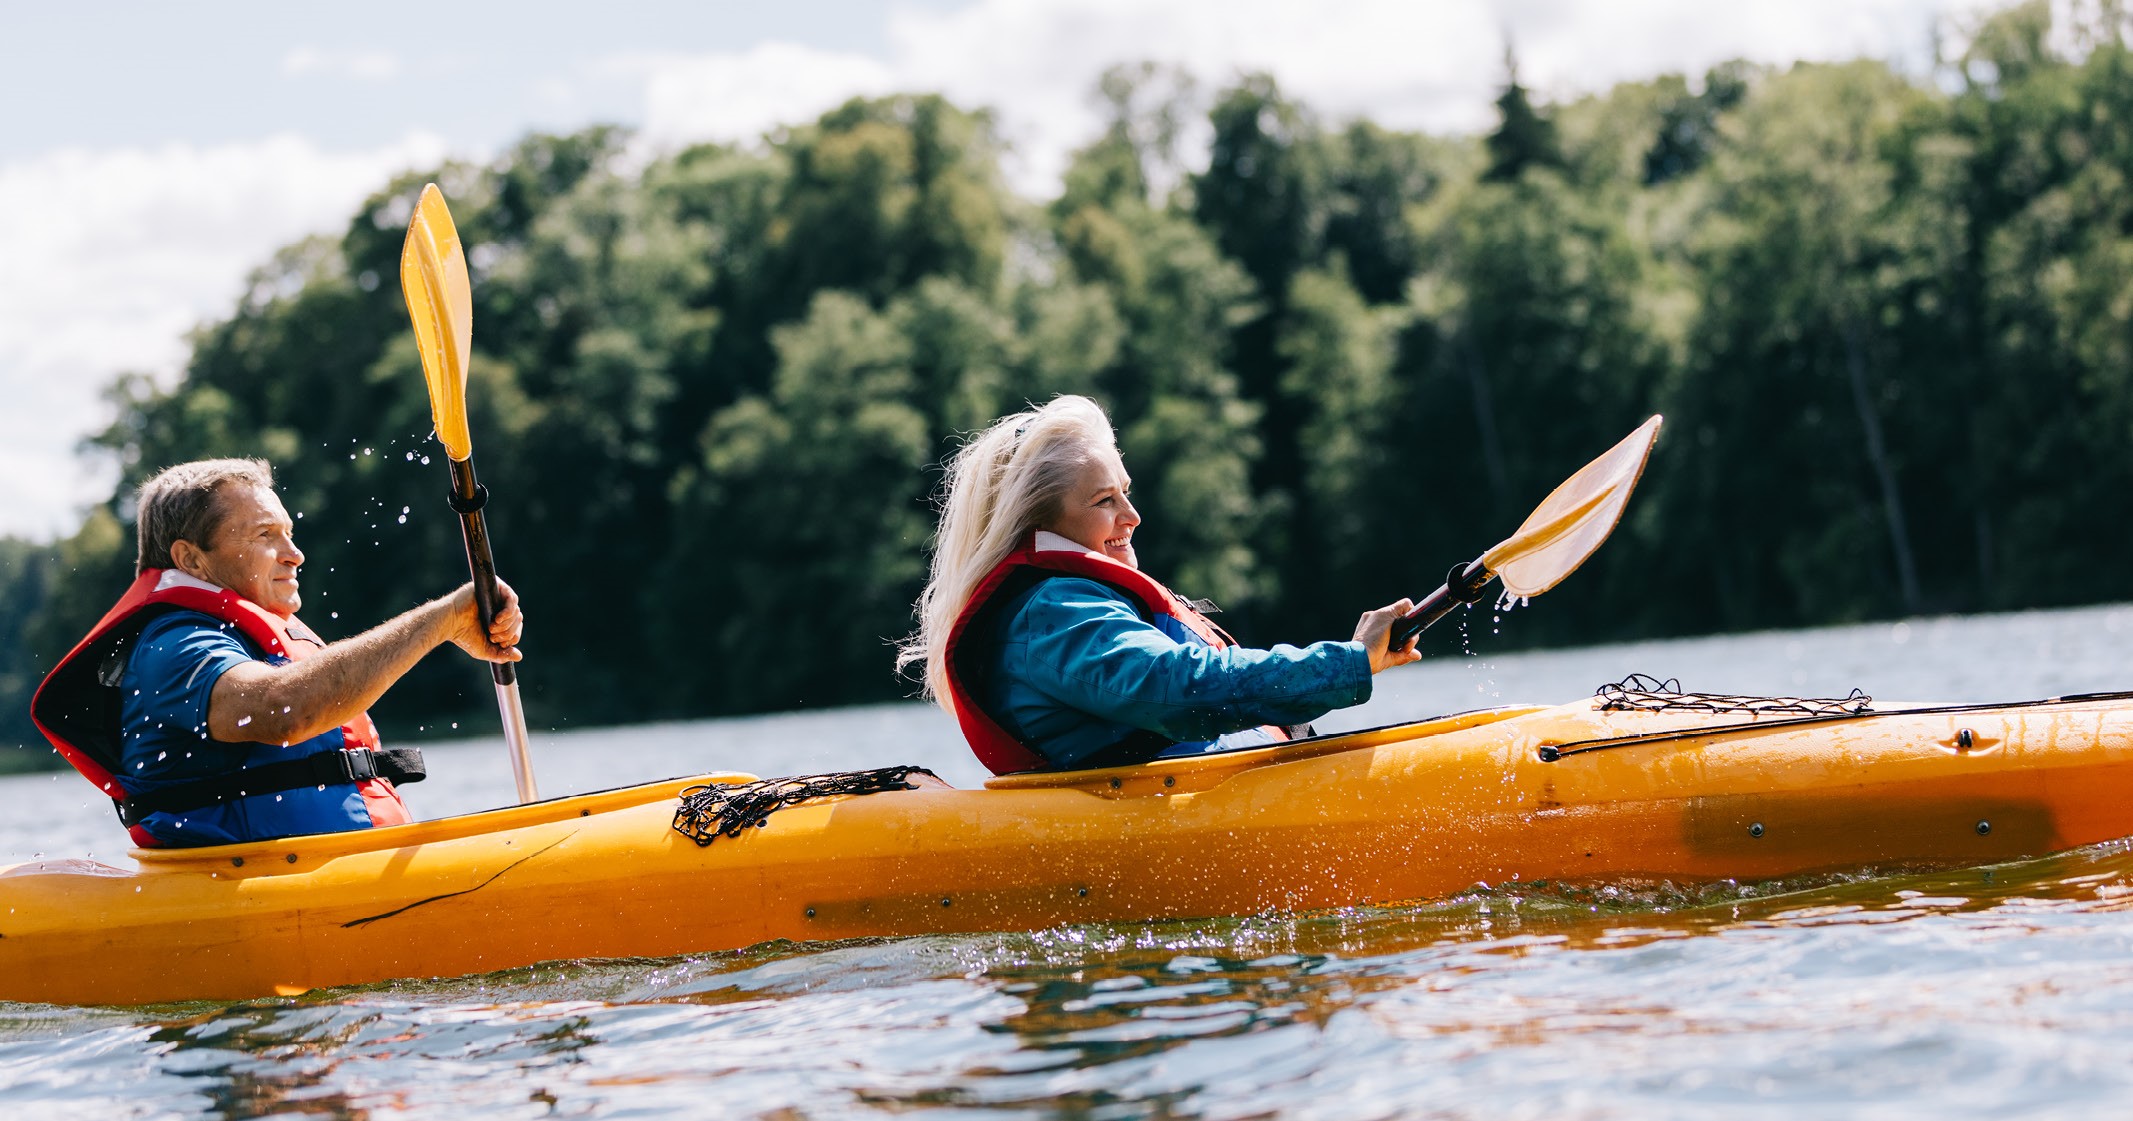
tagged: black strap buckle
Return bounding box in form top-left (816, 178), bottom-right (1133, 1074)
top-left (338, 749), bottom-right (379, 783)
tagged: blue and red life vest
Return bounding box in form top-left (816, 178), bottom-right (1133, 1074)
top-left (942, 533), bottom-right (1286, 775)
top-left (31, 568), bottom-right (413, 847)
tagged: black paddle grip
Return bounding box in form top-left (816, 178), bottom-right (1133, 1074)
top-left (1386, 558), bottom-right (1493, 651)
top-left (446, 457), bottom-right (517, 688)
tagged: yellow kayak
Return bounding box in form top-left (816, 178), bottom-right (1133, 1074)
top-left (5, 689), bottom-right (2132, 1006)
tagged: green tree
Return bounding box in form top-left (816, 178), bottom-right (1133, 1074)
top-left (658, 291), bottom-right (934, 710)
top-left (0, 537), bottom-right (57, 765)
top-left (1483, 52), bottom-right (1565, 183)
top-left (1663, 61), bottom-right (1960, 625)
top-left (1059, 107), bottom-right (1268, 610)
top-left (19, 13), bottom-right (2133, 767)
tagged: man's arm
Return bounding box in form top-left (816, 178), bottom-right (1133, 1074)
top-left (207, 581), bottom-right (522, 745)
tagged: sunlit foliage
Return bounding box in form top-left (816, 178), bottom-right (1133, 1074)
top-left (6, 2), bottom-right (2133, 761)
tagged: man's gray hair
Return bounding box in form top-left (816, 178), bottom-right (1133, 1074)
top-left (135, 458), bottom-right (276, 575)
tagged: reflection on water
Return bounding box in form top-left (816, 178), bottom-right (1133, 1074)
top-left (6, 604), bottom-right (2133, 1117)
top-left (7, 844), bottom-right (2133, 1119)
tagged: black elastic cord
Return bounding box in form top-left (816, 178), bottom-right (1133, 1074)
top-left (1446, 560), bottom-right (1490, 604)
top-left (445, 483), bottom-right (489, 515)
top-left (1541, 689), bottom-right (2133, 762)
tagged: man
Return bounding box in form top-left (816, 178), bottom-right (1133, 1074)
top-left (31, 458), bottom-right (523, 848)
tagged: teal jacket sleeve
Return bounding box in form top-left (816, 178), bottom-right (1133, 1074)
top-left (1013, 578), bottom-right (1372, 742)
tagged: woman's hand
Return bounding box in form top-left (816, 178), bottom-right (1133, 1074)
top-left (1354, 599), bottom-right (1422, 674)
top-left (444, 579), bottom-right (523, 663)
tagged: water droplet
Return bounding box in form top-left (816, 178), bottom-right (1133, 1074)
top-left (421, 456), bottom-right (432, 465)
top-left (396, 515), bottom-right (406, 524)
top-left (236, 716), bottom-right (253, 727)
top-left (331, 611), bottom-right (339, 619)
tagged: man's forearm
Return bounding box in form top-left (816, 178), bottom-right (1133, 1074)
top-left (211, 598), bottom-right (457, 744)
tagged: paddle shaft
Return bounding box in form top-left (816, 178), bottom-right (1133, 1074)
top-left (445, 456), bottom-right (539, 802)
top-left (1387, 558), bottom-right (1493, 650)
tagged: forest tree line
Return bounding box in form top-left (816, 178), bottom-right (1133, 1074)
top-left (3, 1), bottom-right (2130, 766)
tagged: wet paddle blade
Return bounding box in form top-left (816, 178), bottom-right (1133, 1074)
top-left (1482, 415), bottom-right (1662, 598)
top-left (399, 184), bottom-right (475, 462)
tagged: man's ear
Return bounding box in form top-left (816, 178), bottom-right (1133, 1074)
top-left (168, 538), bottom-right (210, 579)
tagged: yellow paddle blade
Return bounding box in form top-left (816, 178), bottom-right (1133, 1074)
top-left (1482, 415), bottom-right (1663, 598)
top-left (398, 183), bottom-right (475, 462)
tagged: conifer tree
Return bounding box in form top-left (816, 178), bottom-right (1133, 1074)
top-left (1483, 49), bottom-right (1563, 183)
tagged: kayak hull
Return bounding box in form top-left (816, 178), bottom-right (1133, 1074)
top-left (4, 697), bottom-right (2131, 1006)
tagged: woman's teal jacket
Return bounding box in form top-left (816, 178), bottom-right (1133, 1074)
top-left (978, 575), bottom-right (1372, 769)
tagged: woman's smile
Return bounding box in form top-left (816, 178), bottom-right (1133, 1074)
top-left (1048, 453), bottom-right (1140, 568)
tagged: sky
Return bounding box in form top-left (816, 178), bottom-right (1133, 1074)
top-left (0, 0), bottom-right (1996, 540)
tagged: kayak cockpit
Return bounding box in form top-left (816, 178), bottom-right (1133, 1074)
top-left (128, 770), bottom-right (762, 870)
top-left (983, 705), bottom-right (1545, 797)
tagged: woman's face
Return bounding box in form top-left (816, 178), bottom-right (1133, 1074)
top-left (1046, 452), bottom-right (1140, 567)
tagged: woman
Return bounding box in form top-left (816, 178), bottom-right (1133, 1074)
top-left (901, 395), bottom-right (1421, 775)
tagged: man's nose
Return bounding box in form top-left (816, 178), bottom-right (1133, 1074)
top-left (283, 541), bottom-right (304, 567)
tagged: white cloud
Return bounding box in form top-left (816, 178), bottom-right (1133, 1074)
top-left (630, 0), bottom-right (1992, 192)
top-left (0, 133), bottom-right (446, 538)
top-left (630, 41), bottom-right (900, 150)
top-left (280, 47), bottom-right (402, 81)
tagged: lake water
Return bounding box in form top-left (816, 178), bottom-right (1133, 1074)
top-left (5, 603), bottom-right (2133, 1119)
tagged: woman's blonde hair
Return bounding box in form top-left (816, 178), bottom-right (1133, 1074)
top-left (900, 395), bottom-right (1120, 707)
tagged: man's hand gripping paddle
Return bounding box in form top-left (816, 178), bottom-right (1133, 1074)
top-left (1387, 415), bottom-right (1663, 650)
top-left (401, 183), bottom-right (540, 804)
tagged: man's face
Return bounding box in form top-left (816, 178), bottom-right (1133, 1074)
top-left (177, 483), bottom-right (305, 617)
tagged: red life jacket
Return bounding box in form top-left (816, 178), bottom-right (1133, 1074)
top-left (942, 533), bottom-right (1287, 775)
top-left (31, 568), bottom-right (411, 847)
